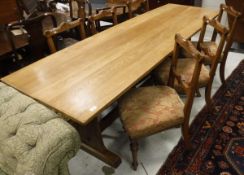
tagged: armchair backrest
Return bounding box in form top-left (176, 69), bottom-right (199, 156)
top-left (44, 18), bottom-right (86, 53)
top-left (88, 7), bottom-right (120, 34)
top-left (126, 0), bottom-right (149, 18)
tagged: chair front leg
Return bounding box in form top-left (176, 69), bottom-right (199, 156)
top-left (129, 138), bottom-right (139, 170)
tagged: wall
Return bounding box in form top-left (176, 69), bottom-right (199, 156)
top-left (202, 0), bottom-right (225, 8)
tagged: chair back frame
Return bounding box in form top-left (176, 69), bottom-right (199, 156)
top-left (215, 4), bottom-right (241, 84)
top-left (197, 16), bottom-right (229, 105)
top-left (88, 7), bottom-right (120, 34)
top-left (168, 34), bottom-right (204, 142)
top-left (70, 0), bottom-right (92, 19)
top-left (126, 0), bottom-right (149, 18)
top-left (44, 18), bottom-right (86, 53)
top-left (168, 34), bottom-right (204, 149)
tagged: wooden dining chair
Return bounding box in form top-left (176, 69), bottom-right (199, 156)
top-left (88, 7), bottom-right (120, 34)
top-left (126, 0), bottom-right (149, 18)
top-left (7, 13), bottom-right (57, 60)
top-left (68, 0), bottom-right (92, 20)
top-left (199, 4), bottom-right (241, 85)
top-left (155, 16), bottom-right (228, 106)
top-left (44, 18), bottom-right (86, 53)
top-left (118, 34), bottom-right (204, 170)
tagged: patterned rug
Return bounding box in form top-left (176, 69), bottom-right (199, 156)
top-left (157, 60), bottom-right (244, 175)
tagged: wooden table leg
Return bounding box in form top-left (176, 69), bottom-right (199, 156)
top-left (74, 117), bottom-right (121, 168)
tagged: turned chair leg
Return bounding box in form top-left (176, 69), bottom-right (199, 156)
top-left (130, 138), bottom-right (139, 170)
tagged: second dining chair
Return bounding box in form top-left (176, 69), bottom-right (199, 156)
top-left (126, 0), bottom-right (149, 18)
top-left (44, 18), bottom-right (86, 53)
top-left (198, 4), bottom-right (241, 85)
top-left (88, 6), bottom-right (121, 34)
top-left (118, 34), bottom-right (204, 170)
top-left (155, 16), bottom-right (229, 106)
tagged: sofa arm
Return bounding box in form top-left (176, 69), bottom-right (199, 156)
top-left (16, 118), bottom-right (80, 175)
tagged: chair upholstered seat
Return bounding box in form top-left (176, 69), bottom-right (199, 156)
top-left (119, 86), bottom-right (184, 139)
top-left (155, 58), bottom-right (210, 92)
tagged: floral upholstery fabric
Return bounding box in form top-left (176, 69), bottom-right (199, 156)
top-left (0, 82), bottom-right (80, 175)
top-left (155, 58), bottom-right (210, 93)
top-left (119, 86), bottom-right (184, 139)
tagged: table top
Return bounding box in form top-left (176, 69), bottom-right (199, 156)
top-left (1, 4), bottom-right (218, 125)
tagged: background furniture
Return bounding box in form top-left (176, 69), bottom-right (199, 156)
top-left (7, 13), bottom-right (57, 59)
top-left (89, 7), bottom-right (120, 34)
top-left (44, 18), bottom-right (86, 53)
top-left (1, 4), bottom-right (218, 168)
top-left (0, 0), bottom-right (21, 24)
top-left (0, 82), bottom-right (80, 175)
top-left (127, 0), bottom-right (149, 18)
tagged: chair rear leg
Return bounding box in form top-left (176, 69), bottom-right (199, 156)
top-left (196, 88), bottom-right (201, 97)
top-left (220, 59), bottom-right (227, 86)
top-left (181, 122), bottom-right (191, 150)
top-left (130, 138), bottom-right (139, 170)
top-left (205, 82), bottom-right (214, 109)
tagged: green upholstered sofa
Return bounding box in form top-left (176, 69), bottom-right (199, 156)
top-left (0, 82), bottom-right (80, 175)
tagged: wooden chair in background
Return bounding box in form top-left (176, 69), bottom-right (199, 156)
top-left (70, 0), bottom-right (92, 19)
top-left (126, 0), bottom-right (149, 18)
top-left (7, 12), bottom-right (57, 59)
top-left (88, 6), bottom-right (121, 34)
top-left (44, 18), bottom-right (86, 53)
top-left (118, 34), bottom-right (204, 170)
top-left (199, 4), bottom-right (241, 85)
top-left (155, 16), bottom-right (228, 107)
